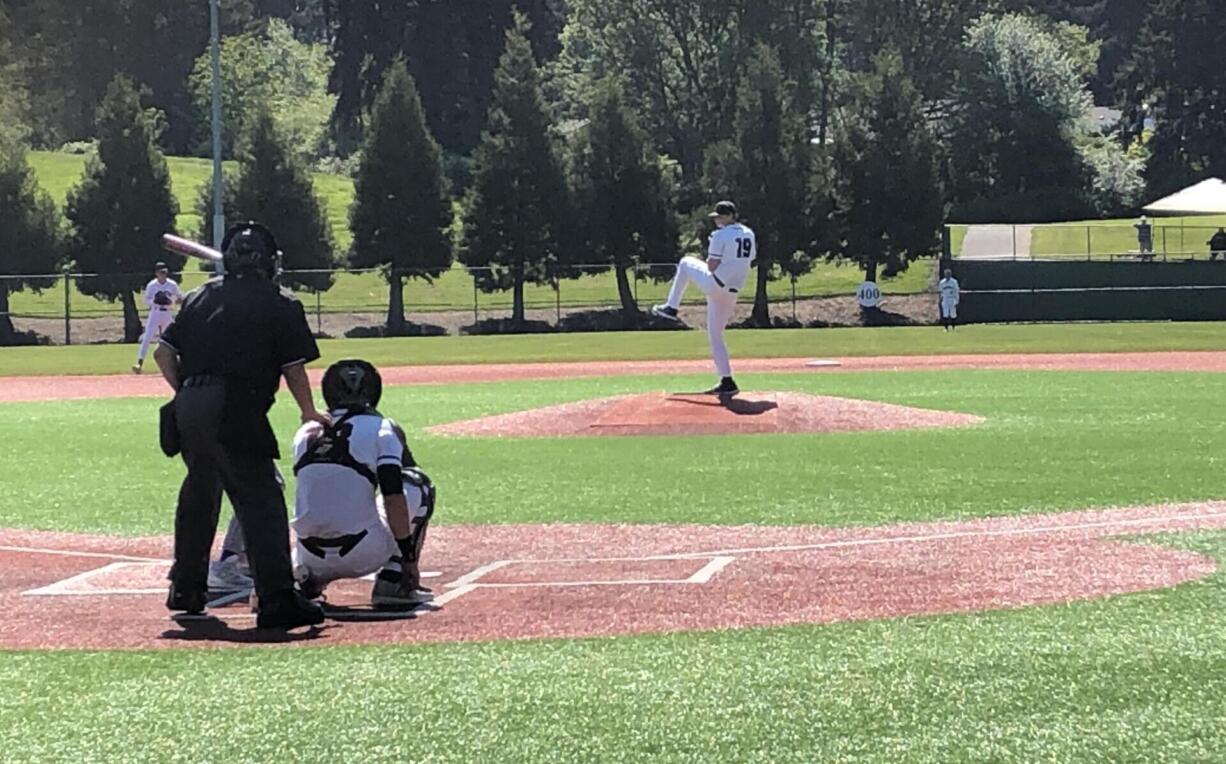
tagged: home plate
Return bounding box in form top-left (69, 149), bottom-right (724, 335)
top-left (806, 359), bottom-right (841, 368)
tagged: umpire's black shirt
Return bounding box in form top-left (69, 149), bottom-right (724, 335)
top-left (160, 275), bottom-right (319, 459)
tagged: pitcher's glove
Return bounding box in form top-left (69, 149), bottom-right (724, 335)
top-left (153, 291), bottom-right (172, 306)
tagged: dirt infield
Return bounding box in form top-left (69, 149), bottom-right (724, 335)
top-left (429, 392), bottom-right (983, 438)
top-left (1, 502), bottom-right (1224, 650)
top-left (3, 351), bottom-right (1226, 404)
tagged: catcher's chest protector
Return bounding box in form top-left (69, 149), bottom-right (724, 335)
top-left (293, 413), bottom-right (377, 486)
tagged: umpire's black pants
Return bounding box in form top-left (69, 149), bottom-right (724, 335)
top-left (170, 383), bottom-right (294, 599)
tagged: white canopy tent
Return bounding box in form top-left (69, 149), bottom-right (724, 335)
top-left (1143, 178), bottom-right (1226, 216)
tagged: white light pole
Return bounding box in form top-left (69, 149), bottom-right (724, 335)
top-left (210, 0), bottom-right (226, 273)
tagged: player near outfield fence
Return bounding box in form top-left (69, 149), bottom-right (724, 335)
top-left (132, 262), bottom-right (181, 374)
top-left (652, 200), bottom-right (756, 397)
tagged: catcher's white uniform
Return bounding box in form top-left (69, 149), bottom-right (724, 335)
top-left (136, 277), bottom-right (181, 365)
top-left (291, 410), bottom-right (430, 586)
top-left (662, 223), bottom-right (756, 378)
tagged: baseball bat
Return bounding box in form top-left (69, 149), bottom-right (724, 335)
top-left (162, 234), bottom-right (223, 264)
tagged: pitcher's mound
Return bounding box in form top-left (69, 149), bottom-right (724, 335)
top-left (429, 392), bottom-right (983, 438)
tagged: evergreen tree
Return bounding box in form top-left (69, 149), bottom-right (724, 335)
top-left (349, 59), bottom-right (454, 334)
top-left (199, 106), bottom-right (336, 293)
top-left (326, 0), bottom-right (564, 156)
top-left (723, 45), bottom-right (811, 326)
top-left (66, 77), bottom-right (181, 342)
top-left (833, 50), bottom-right (943, 282)
top-left (0, 132), bottom-right (63, 343)
top-left (462, 14), bottom-right (571, 326)
top-left (570, 77), bottom-right (678, 320)
top-left (947, 13), bottom-right (1097, 221)
top-left (1120, 0), bottom-right (1226, 196)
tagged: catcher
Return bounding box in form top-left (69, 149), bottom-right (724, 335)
top-left (208, 359), bottom-right (436, 608)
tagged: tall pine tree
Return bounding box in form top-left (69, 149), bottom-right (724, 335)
top-left (0, 132), bottom-right (63, 343)
top-left (198, 106), bottom-right (336, 293)
top-left (462, 14), bottom-right (571, 326)
top-left (66, 77), bottom-right (181, 342)
top-left (570, 77), bottom-right (678, 320)
top-left (724, 45), bottom-right (811, 326)
top-left (833, 50), bottom-right (943, 283)
top-left (350, 59), bottom-right (454, 334)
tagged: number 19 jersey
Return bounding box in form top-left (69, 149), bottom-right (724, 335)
top-left (708, 223), bottom-right (757, 291)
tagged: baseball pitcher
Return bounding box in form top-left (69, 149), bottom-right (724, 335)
top-left (652, 200), bottom-right (756, 396)
top-left (938, 269), bottom-right (960, 331)
top-left (133, 262), bottom-right (181, 374)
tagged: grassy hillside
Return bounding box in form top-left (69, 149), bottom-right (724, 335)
top-left (15, 150), bottom-right (934, 320)
top-left (27, 150), bottom-right (356, 250)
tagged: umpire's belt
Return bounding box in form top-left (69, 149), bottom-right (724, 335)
top-left (299, 530), bottom-right (369, 559)
top-left (712, 274), bottom-right (738, 294)
top-left (181, 374), bottom-right (224, 388)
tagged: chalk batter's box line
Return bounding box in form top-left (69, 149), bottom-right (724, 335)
top-left (443, 555), bottom-right (736, 590)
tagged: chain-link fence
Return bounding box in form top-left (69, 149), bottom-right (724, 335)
top-left (1, 262), bottom-right (937, 345)
top-left (949, 223), bottom-right (1226, 261)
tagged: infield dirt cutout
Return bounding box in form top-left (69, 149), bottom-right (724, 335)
top-left (2, 503), bottom-right (1225, 650)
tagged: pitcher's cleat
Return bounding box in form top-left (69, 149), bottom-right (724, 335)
top-left (651, 304), bottom-right (680, 322)
top-left (705, 377), bottom-right (740, 397)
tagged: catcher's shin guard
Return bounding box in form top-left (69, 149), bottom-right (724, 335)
top-left (399, 468), bottom-right (435, 564)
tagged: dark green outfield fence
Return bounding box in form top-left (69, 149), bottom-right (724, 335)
top-left (947, 259), bottom-right (1226, 323)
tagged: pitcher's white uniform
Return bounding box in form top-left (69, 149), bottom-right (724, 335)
top-left (291, 410), bottom-right (430, 585)
top-left (662, 223), bottom-right (756, 378)
top-left (938, 276), bottom-right (960, 319)
top-left (136, 277), bottom-right (181, 365)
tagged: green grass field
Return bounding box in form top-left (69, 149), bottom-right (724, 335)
top-left (4, 354), bottom-right (1226, 761)
top-left (4, 320), bottom-right (1226, 376)
top-left (946, 216), bottom-right (1226, 260)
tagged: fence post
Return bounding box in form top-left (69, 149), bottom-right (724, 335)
top-left (315, 291), bottom-right (322, 335)
top-left (556, 280), bottom-right (561, 324)
top-left (63, 271), bottom-right (71, 346)
top-left (633, 263), bottom-right (639, 309)
top-left (472, 274), bottom-right (479, 325)
top-left (791, 278), bottom-right (797, 322)
top-left (1012, 225), bottom-right (1017, 260)
top-left (1086, 226), bottom-right (1092, 259)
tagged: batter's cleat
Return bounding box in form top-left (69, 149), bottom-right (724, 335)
top-left (207, 558), bottom-right (254, 591)
top-left (651, 304), bottom-right (680, 322)
top-left (371, 571), bottom-right (434, 609)
top-left (131, 363), bottom-right (143, 374)
top-left (705, 377), bottom-right (739, 397)
top-left (166, 583), bottom-right (208, 615)
top-left (297, 573), bottom-right (325, 601)
top-left (256, 590), bottom-right (325, 629)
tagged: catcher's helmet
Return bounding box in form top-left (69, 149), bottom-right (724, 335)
top-left (322, 359), bottom-right (383, 412)
top-left (221, 221), bottom-right (281, 279)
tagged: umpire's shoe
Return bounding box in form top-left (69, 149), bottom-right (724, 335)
top-left (166, 583), bottom-right (208, 615)
top-left (257, 589), bottom-right (325, 629)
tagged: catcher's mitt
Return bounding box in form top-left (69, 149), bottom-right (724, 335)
top-left (153, 291), bottom-right (172, 306)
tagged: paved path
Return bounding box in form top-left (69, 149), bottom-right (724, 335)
top-left (961, 224), bottom-right (1033, 259)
